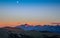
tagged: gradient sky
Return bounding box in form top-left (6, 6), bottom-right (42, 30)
top-left (0, 0), bottom-right (60, 26)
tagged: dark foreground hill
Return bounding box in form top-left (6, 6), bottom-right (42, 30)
top-left (0, 27), bottom-right (60, 38)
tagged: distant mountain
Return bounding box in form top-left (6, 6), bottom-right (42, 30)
top-left (16, 24), bottom-right (60, 33)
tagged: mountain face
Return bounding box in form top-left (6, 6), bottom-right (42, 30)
top-left (0, 27), bottom-right (33, 38)
top-left (0, 24), bottom-right (60, 38)
top-left (0, 27), bottom-right (60, 38)
top-left (16, 24), bottom-right (60, 33)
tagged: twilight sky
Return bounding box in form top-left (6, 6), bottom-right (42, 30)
top-left (0, 0), bottom-right (60, 26)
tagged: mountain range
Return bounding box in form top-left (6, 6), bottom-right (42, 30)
top-left (16, 24), bottom-right (60, 33)
top-left (0, 24), bottom-right (60, 38)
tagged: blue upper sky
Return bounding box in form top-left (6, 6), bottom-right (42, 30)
top-left (0, 0), bottom-right (60, 5)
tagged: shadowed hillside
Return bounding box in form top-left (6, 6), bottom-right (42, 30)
top-left (0, 26), bottom-right (60, 38)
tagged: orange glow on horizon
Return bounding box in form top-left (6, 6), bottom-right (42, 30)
top-left (0, 21), bottom-right (51, 27)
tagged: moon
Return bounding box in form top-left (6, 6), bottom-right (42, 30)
top-left (17, 1), bottom-right (19, 4)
